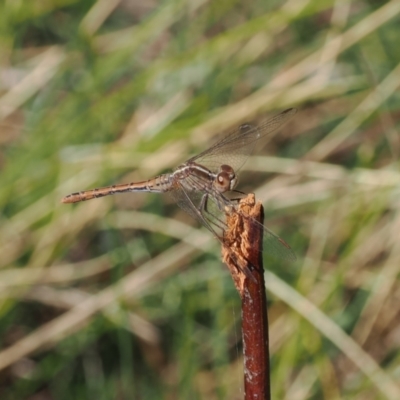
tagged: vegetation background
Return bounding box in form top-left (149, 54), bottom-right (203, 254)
top-left (1, 0), bottom-right (400, 399)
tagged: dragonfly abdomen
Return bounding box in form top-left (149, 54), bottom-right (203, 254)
top-left (61, 174), bottom-right (172, 203)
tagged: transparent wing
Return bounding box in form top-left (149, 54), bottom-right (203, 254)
top-left (252, 218), bottom-right (296, 262)
top-left (186, 108), bottom-right (296, 173)
top-left (168, 175), bottom-right (227, 238)
top-left (168, 172), bottom-right (296, 262)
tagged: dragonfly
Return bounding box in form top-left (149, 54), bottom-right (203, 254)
top-left (62, 108), bottom-right (297, 262)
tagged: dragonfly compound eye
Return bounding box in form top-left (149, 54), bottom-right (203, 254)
top-left (219, 165), bottom-right (237, 190)
top-left (215, 172), bottom-right (231, 193)
top-left (220, 164), bottom-right (235, 177)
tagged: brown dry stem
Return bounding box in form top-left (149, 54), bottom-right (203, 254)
top-left (222, 193), bottom-right (270, 400)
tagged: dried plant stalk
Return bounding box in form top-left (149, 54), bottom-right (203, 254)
top-left (222, 193), bottom-right (270, 400)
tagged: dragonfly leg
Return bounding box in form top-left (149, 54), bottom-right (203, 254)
top-left (199, 193), bottom-right (228, 232)
top-left (228, 189), bottom-right (246, 203)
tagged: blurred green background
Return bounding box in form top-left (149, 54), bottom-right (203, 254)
top-left (1, 0), bottom-right (400, 399)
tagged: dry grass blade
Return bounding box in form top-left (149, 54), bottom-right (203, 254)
top-left (265, 271), bottom-right (400, 400)
top-left (0, 47), bottom-right (65, 121)
top-left (307, 61), bottom-right (400, 160)
top-left (0, 231), bottom-right (211, 372)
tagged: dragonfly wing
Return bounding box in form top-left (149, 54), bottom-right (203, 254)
top-left (245, 215), bottom-right (296, 261)
top-left (168, 172), bottom-right (296, 263)
top-left (187, 108), bottom-right (296, 173)
top-left (168, 176), bottom-right (228, 238)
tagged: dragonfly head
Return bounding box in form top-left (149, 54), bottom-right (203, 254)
top-left (214, 164), bottom-right (237, 193)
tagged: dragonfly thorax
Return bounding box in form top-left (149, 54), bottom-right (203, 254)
top-left (214, 164), bottom-right (237, 193)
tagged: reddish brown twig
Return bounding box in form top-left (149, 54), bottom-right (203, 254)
top-left (222, 194), bottom-right (270, 400)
